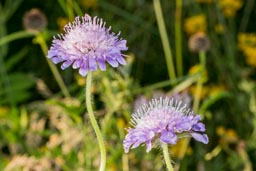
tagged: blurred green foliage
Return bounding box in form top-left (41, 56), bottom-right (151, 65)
top-left (0, 0), bottom-right (256, 171)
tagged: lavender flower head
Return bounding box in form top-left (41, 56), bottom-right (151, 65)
top-left (47, 14), bottom-right (128, 76)
top-left (123, 97), bottom-right (208, 153)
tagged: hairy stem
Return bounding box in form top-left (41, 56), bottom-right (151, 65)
top-left (85, 71), bottom-right (106, 171)
top-left (162, 143), bottom-right (174, 171)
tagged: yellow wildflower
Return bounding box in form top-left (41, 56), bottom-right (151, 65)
top-left (57, 17), bottom-right (69, 32)
top-left (214, 24), bottom-right (225, 34)
top-left (184, 14), bottom-right (207, 35)
top-left (196, 0), bottom-right (213, 3)
top-left (238, 33), bottom-right (256, 67)
top-left (0, 106), bottom-right (9, 117)
top-left (80, 0), bottom-right (98, 9)
top-left (238, 33), bottom-right (256, 50)
top-left (189, 85), bottom-right (209, 99)
top-left (208, 85), bottom-right (226, 97)
top-left (189, 64), bottom-right (208, 82)
top-left (216, 126), bottom-right (225, 136)
top-left (216, 126), bottom-right (239, 144)
top-left (219, 0), bottom-right (243, 17)
top-left (75, 74), bottom-right (86, 86)
top-left (170, 138), bottom-right (193, 158)
top-left (243, 47), bottom-right (256, 67)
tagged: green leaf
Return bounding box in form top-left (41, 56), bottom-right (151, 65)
top-left (199, 91), bottom-right (232, 114)
top-left (5, 47), bottom-right (29, 71)
top-left (0, 73), bottom-right (35, 104)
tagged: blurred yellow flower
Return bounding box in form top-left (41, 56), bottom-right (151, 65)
top-left (189, 85), bottom-right (209, 99)
top-left (216, 126), bottom-right (225, 136)
top-left (238, 33), bottom-right (256, 49)
top-left (170, 138), bottom-right (193, 158)
top-left (189, 64), bottom-right (208, 82)
top-left (80, 0), bottom-right (98, 9)
top-left (57, 17), bottom-right (69, 32)
top-left (117, 118), bottom-right (127, 128)
top-left (0, 106), bottom-right (9, 116)
top-left (219, 0), bottom-right (243, 17)
top-left (215, 24), bottom-right (225, 34)
top-left (189, 82), bottom-right (226, 100)
top-left (75, 74), bottom-right (86, 86)
top-left (184, 14), bottom-right (207, 35)
top-left (216, 126), bottom-right (239, 144)
top-left (244, 47), bottom-right (256, 67)
top-left (238, 33), bottom-right (256, 67)
top-left (196, 0), bottom-right (213, 3)
top-left (208, 85), bottom-right (226, 97)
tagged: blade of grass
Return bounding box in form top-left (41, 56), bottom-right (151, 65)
top-left (153, 0), bottom-right (176, 80)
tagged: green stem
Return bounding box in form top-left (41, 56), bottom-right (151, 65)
top-left (192, 51), bottom-right (206, 112)
top-left (153, 0), bottom-right (176, 80)
top-left (239, 0), bottom-right (255, 32)
top-left (86, 71), bottom-right (106, 171)
top-left (162, 143), bottom-right (174, 171)
top-left (122, 154), bottom-right (129, 171)
top-left (175, 51), bottom-right (206, 171)
top-left (199, 51), bottom-right (206, 71)
top-left (35, 33), bottom-right (71, 98)
top-left (175, 0), bottom-right (183, 76)
top-left (0, 31), bottom-right (35, 47)
top-left (66, 0), bottom-right (74, 20)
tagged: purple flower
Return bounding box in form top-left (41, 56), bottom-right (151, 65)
top-left (123, 97), bottom-right (208, 153)
top-left (47, 14), bottom-right (128, 76)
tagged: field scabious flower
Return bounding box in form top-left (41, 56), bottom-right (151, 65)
top-left (123, 98), bottom-right (208, 153)
top-left (188, 32), bottom-right (210, 53)
top-left (23, 8), bottom-right (47, 33)
top-left (47, 14), bottom-right (128, 76)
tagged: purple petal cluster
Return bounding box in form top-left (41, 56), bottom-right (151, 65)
top-left (123, 97), bottom-right (208, 153)
top-left (47, 14), bottom-right (128, 76)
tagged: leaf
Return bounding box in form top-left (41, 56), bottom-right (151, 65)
top-left (5, 47), bottom-right (29, 71)
top-left (0, 73), bottom-right (35, 104)
top-left (199, 91), bottom-right (232, 114)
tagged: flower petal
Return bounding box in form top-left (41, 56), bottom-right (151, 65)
top-left (73, 59), bottom-right (83, 69)
top-left (192, 123), bottom-right (206, 132)
top-left (88, 57), bottom-right (98, 71)
top-left (50, 57), bottom-right (63, 64)
top-left (79, 63), bottom-right (88, 76)
top-left (61, 60), bottom-right (73, 70)
top-left (117, 40), bottom-right (128, 50)
top-left (146, 140), bottom-right (153, 153)
top-left (106, 57), bottom-right (118, 67)
top-left (191, 133), bottom-right (209, 144)
top-left (160, 130), bottom-right (177, 144)
top-left (116, 55), bottom-right (126, 65)
top-left (97, 58), bottom-right (106, 71)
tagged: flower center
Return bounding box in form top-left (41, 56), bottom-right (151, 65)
top-left (74, 41), bottom-right (97, 55)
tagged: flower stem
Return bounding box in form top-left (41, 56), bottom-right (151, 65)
top-left (85, 71), bottom-right (106, 171)
top-left (162, 143), bottom-right (174, 171)
top-left (0, 31), bottom-right (35, 47)
top-left (192, 51), bottom-right (206, 112)
top-left (35, 33), bottom-right (71, 98)
top-left (153, 0), bottom-right (176, 80)
top-left (175, 51), bottom-right (206, 171)
top-left (175, 0), bottom-right (183, 77)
